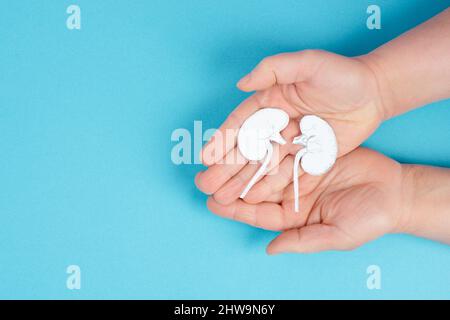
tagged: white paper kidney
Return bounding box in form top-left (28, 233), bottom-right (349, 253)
top-left (238, 108), bottom-right (289, 198)
top-left (292, 115), bottom-right (338, 212)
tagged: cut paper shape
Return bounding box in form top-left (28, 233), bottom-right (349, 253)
top-left (292, 115), bottom-right (337, 212)
top-left (238, 108), bottom-right (289, 199)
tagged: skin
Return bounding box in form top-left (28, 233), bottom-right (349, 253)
top-left (196, 8), bottom-right (450, 253)
top-left (207, 148), bottom-right (407, 252)
top-left (207, 148), bottom-right (450, 254)
top-left (197, 50), bottom-right (384, 203)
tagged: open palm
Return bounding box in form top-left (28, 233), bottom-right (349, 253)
top-left (206, 148), bottom-right (408, 253)
top-left (196, 50), bottom-right (385, 206)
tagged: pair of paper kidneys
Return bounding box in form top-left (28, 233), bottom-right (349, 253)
top-left (238, 108), bottom-right (337, 212)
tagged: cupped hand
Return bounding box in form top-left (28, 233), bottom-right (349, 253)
top-left (196, 50), bottom-right (386, 205)
top-left (206, 148), bottom-right (410, 254)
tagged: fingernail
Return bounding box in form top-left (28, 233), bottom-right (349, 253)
top-left (237, 73), bottom-right (251, 87)
top-left (266, 247), bottom-right (280, 255)
top-left (194, 171), bottom-right (203, 187)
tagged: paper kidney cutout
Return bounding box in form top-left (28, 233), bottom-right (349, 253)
top-left (238, 108), bottom-right (289, 198)
top-left (292, 115), bottom-right (338, 212)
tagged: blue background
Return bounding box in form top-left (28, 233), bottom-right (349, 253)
top-left (0, 0), bottom-right (449, 299)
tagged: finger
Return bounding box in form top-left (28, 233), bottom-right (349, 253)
top-left (212, 161), bottom-right (264, 205)
top-left (195, 147), bottom-right (248, 195)
top-left (244, 155), bottom-right (303, 204)
top-left (266, 224), bottom-right (353, 254)
top-left (207, 197), bottom-right (286, 231)
top-left (201, 95), bottom-right (262, 166)
top-left (237, 50), bottom-right (324, 92)
top-left (212, 142), bottom-right (287, 205)
top-left (264, 191), bottom-right (284, 203)
top-left (213, 121), bottom-right (300, 205)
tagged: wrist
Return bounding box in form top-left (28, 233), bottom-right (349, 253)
top-left (397, 164), bottom-right (450, 243)
top-left (396, 164), bottom-right (420, 235)
top-left (357, 53), bottom-right (398, 121)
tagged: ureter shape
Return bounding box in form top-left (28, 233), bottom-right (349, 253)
top-left (293, 148), bottom-right (308, 212)
top-left (240, 142), bottom-right (273, 199)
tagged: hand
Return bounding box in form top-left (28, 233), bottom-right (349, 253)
top-left (196, 50), bottom-right (385, 205)
top-left (206, 148), bottom-right (410, 254)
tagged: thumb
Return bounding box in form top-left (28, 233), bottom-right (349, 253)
top-left (237, 50), bottom-right (324, 92)
top-left (266, 224), bottom-right (354, 254)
